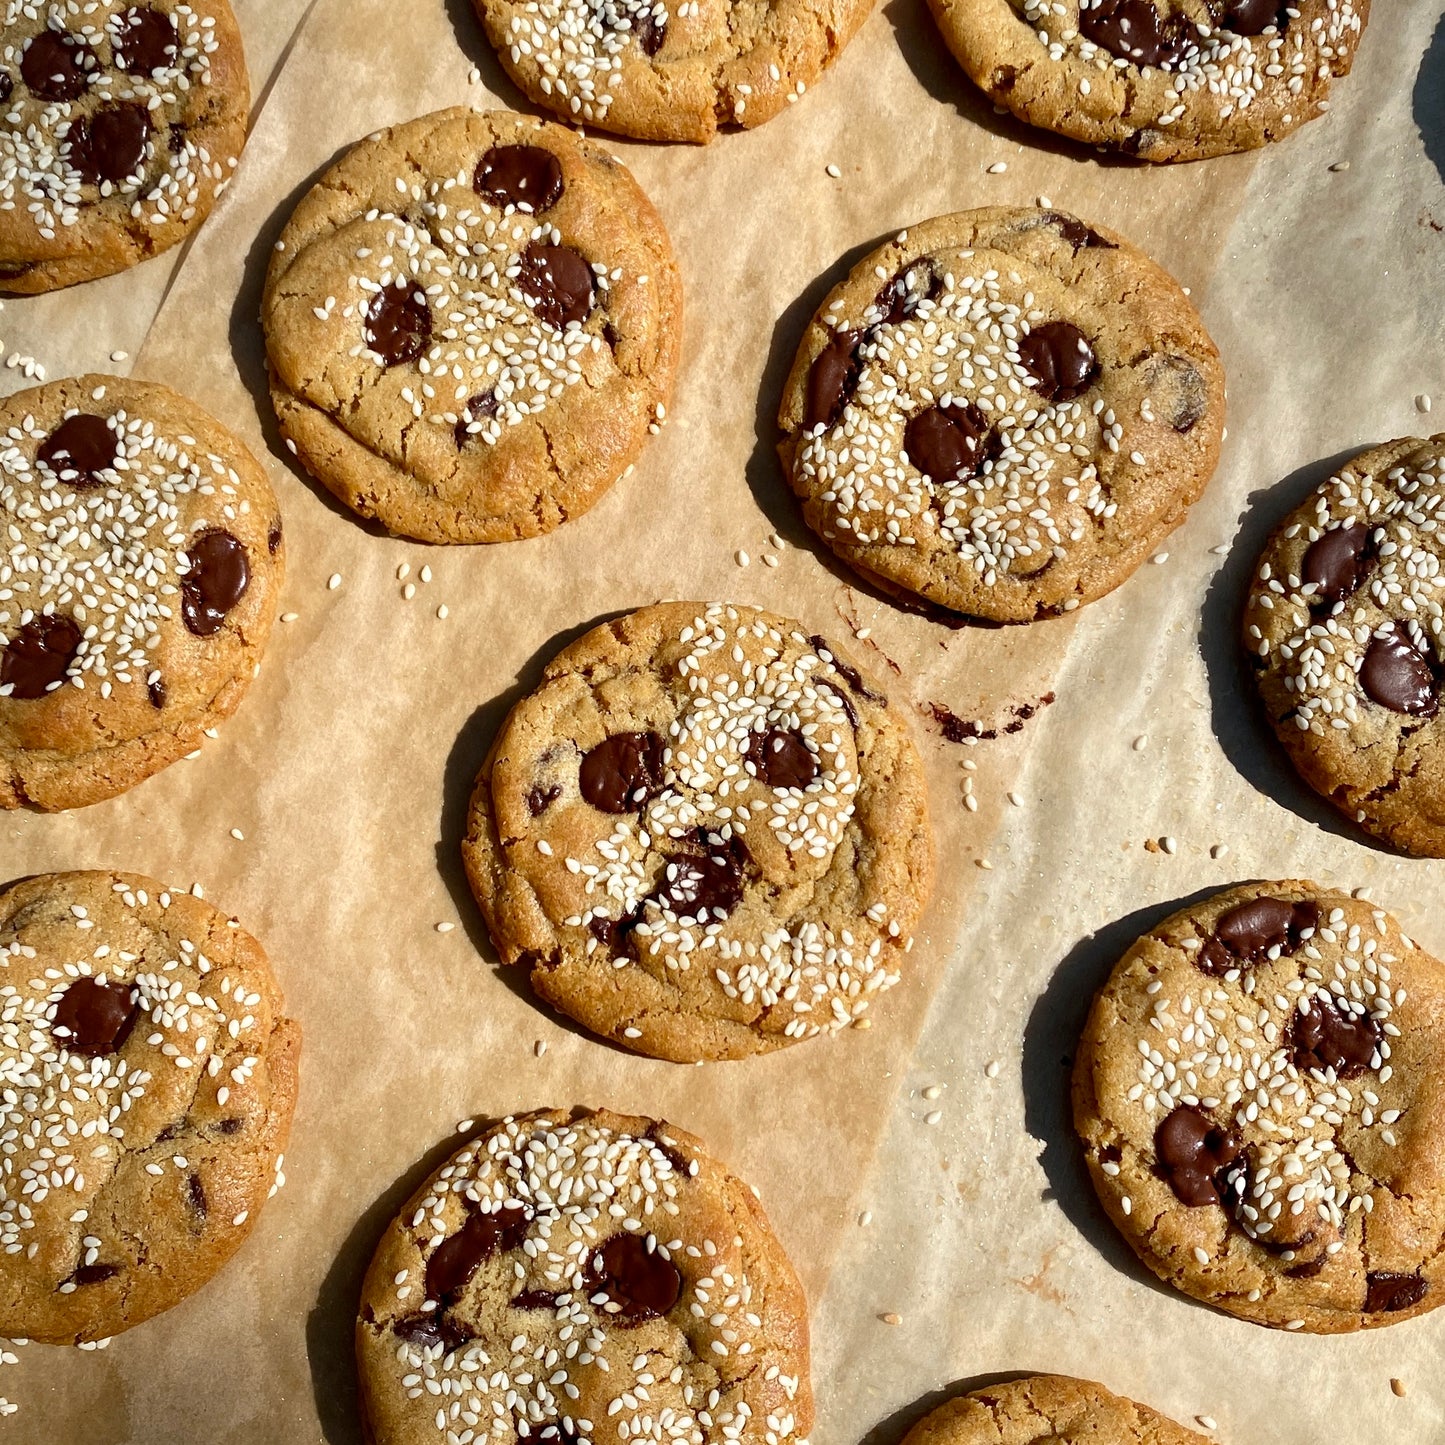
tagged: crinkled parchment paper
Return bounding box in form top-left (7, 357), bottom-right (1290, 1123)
top-left (1, 0), bottom-right (1442, 1439)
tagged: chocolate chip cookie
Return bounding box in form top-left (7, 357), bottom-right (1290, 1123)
top-left (0, 871), bottom-right (300, 1344)
top-left (0, 375), bottom-right (284, 811)
top-left (357, 1108), bottom-right (812, 1445)
top-left (471, 0), bottom-right (874, 142)
top-left (1246, 435), bottom-right (1445, 856)
top-left (778, 208), bottom-right (1224, 624)
top-left (0, 0), bottom-right (250, 293)
top-left (1074, 881), bottom-right (1445, 1332)
top-left (928, 0), bottom-right (1369, 162)
top-left (901, 1375), bottom-right (1209, 1445)
top-left (263, 107), bottom-right (682, 544)
top-left (461, 602), bottom-right (934, 1061)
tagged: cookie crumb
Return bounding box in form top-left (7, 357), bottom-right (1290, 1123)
top-left (879, 1311), bottom-right (902, 1325)
top-left (1390, 1379), bottom-right (1406, 1398)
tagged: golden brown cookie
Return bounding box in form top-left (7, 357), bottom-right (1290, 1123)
top-left (901, 1375), bottom-right (1210, 1445)
top-left (0, 374), bottom-right (284, 811)
top-left (0, 871), bottom-right (300, 1345)
top-left (927, 0), bottom-right (1369, 163)
top-left (462, 601), bottom-right (934, 1061)
top-left (471, 0), bottom-right (875, 142)
top-left (0, 0), bottom-right (250, 293)
top-left (262, 107), bottom-right (682, 544)
top-left (778, 208), bottom-right (1224, 623)
top-left (357, 1108), bottom-right (812, 1445)
top-left (1245, 435), bottom-right (1445, 856)
top-left (1074, 882), bottom-right (1445, 1332)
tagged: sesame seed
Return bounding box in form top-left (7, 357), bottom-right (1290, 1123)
top-left (879, 1312), bottom-right (902, 1325)
top-left (1210, 843), bottom-right (1228, 860)
top-left (435, 922), bottom-right (455, 933)
top-left (985, 1060), bottom-right (1001, 1079)
top-left (1416, 394), bottom-right (1432, 414)
top-left (986, 161), bottom-right (1008, 174)
top-left (825, 163), bottom-right (841, 178)
top-left (230, 828), bottom-right (244, 841)
top-left (1390, 1379), bottom-right (1406, 1398)
top-left (1132, 735), bottom-right (1148, 751)
top-left (327, 573), bottom-right (342, 590)
top-left (735, 550), bottom-right (750, 567)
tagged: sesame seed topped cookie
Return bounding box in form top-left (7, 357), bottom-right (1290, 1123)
top-left (470, 0), bottom-right (875, 142)
top-left (927, 0), bottom-right (1369, 163)
top-left (0, 871), bottom-right (299, 1345)
top-left (262, 108), bottom-right (682, 545)
top-left (1245, 435), bottom-right (1445, 856)
top-left (0, 0), bottom-right (250, 293)
top-left (462, 602), bottom-right (933, 1061)
top-left (778, 208), bottom-right (1224, 624)
top-left (1074, 882), bottom-right (1445, 1332)
top-left (357, 1108), bottom-right (812, 1445)
top-left (0, 374), bottom-right (284, 811)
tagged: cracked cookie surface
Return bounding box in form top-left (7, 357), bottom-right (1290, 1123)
top-left (262, 107), bottom-right (682, 545)
top-left (0, 871), bottom-right (299, 1344)
top-left (1074, 881), bottom-right (1445, 1332)
top-left (357, 1107), bottom-right (812, 1445)
top-left (1245, 435), bottom-right (1445, 857)
top-left (0, 0), bottom-right (249, 293)
top-left (900, 1374), bottom-right (1209, 1444)
top-left (0, 374), bottom-right (284, 811)
top-left (471, 0), bottom-right (875, 142)
top-left (777, 207), bottom-right (1223, 624)
top-left (461, 601), bottom-right (933, 1062)
top-left (927, 0), bottom-right (1368, 162)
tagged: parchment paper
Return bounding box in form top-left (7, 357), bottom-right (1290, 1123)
top-left (0, 0), bottom-right (1441, 1440)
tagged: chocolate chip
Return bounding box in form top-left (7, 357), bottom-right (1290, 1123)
top-left (588, 909), bottom-right (641, 959)
top-left (365, 281), bottom-right (432, 366)
top-left (426, 1205), bottom-right (532, 1302)
top-left (1, 613), bottom-right (81, 698)
top-left (744, 728), bottom-right (817, 789)
top-left (1302, 524), bottom-right (1374, 611)
top-left (904, 401), bottom-right (993, 484)
top-left (217, 1117), bottom-right (244, 1135)
top-left (70, 1262), bottom-right (119, 1286)
top-left (804, 329), bottom-right (864, 430)
top-left (66, 101), bottom-right (151, 185)
top-left (584, 1233), bottom-right (681, 1323)
top-left (454, 389), bottom-right (500, 446)
top-left (649, 835), bottom-right (748, 922)
top-left (180, 529), bottom-right (249, 638)
top-left (511, 1288), bottom-right (563, 1310)
top-left (22, 30), bottom-right (91, 102)
top-left (626, 7), bottom-right (666, 55)
top-left (266, 521), bottom-right (283, 554)
top-left (526, 783), bottom-right (562, 816)
top-left (393, 1312), bottom-right (474, 1354)
top-left (516, 242), bottom-right (594, 330)
top-left (0, 74), bottom-right (12, 106)
top-left (37, 413), bottom-right (117, 487)
top-left (1197, 897), bottom-right (1318, 975)
top-left (147, 676), bottom-right (166, 709)
top-left (1017, 321), bottom-right (1098, 402)
top-left (1155, 1106), bottom-right (1242, 1207)
top-left (1220, 0), bottom-right (1284, 35)
top-left (52, 977), bottom-right (138, 1056)
top-left (475, 145), bottom-right (564, 212)
top-left (187, 1172), bottom-right (207, 1221)
top-left (1365, 1271), bottom-right (1428, 1314)
top-left (1360, 625), bottom-right (1438, 716)
top-left (874, 260), bottom-right (942, 324)
top-left (1042, 212), bottom-right (1116, 252)
top-left (1079, 0), bottom-right (1186, 67)
top-left (579, 731), bottom-right (664, 813)
top-left (1293, 994), bottom-right (1380, 1078)
top-left (112, 7), bottom-right (177, 72)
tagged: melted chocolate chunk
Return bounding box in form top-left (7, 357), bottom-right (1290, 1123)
top-left (1365, 1271), bottom-right (1428, 1314)
top-left (0, 74), bottom-right (12, 106)
top-left (37, 412), bottom-right (118, 487)
top-left (630, 8), bottom-right (667, 55)
top-left (52, 977), bottom-right (139, 1056)
top-left (904, 401), bottom-right (993, 484)
top-left (539, 1420), bottom-right (579, 1445)
top-left (1197, 897), bottom-right (1318, 975)
top-left (66, 101), bottom-right (151, 185)
top-left (266, 521), bottom-right (282, 553)
top-left (1079, 0), bottom-right (1186, 67)
top-left (516, 242), bottom-right (594, 330)
top-left (1221, 0), bottom-right (1284, 35)
top-left (588, 909), bottom-right (641, 959)
top-left (2, 613), bottom-right (81, 698)
top-left (585, 1233), bottom-right (681, 1323)
top-left (22, 30), bottom-right (91, 102)
top-left (808, 635), bottom-right (885, 706)
top-left (1042, 212), bottom-right (1115, 252)
top-left (393, 1312), bottom-right (474, 1354)
top-left (455, 389), bottom-right (500, 446)
top-left (365, 281), bottom-right (432, 366)
top-left (1302, 524), bottom-right (1374, 610)
top-left (70, 1262), bottom-right (119, 1286)
top-left (426, 1205), bottom-right (532, 1302)
top-left (526, 783), bottom-right (562, 816)
top-left (1018, 321), bottom-right (1098, 402)
top-left (804, 329), bottom-right (863, 429)
top-left (475, 145), bottom-right (564, 212)
top-left (187, 1172), bottom-right (207, 1221)
top-left (511, 1288), bottom-right (564, 1310)
top-left (579, 731), bottom-right (664, 813)
top-left (1154, 1105), bottom-right (1241, 1207)
top-left (874, 261), bottom-right (942, 324)
top-left (1359, 625), bottom-right (1438, 717)
top-left (1293, 995), bottom-right (1380, 1079)
top-left (217, 1117), bottom-right (244, 1135)
top-left (743, 728), bottom-right (817, 789)
top-left (112, 7), bottom-right (177, 72)
top-left (649, 835), bottom-right (748, 922)
top-left (180, 529), bottom-right (249, 638)
top-left (147, 676), bottom-right (166, 709)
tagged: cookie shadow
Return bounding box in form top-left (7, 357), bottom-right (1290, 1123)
top-left (857, 1371), bottom-right (1039, 1445)
top-left (1415, 12), bottom-right (1445, 186)
top-left (439, 0), bottom-right (540, 114)
top-left (1021, 889), bottom-right (1227, 1302)
top-left (1197, 445), bottom-right (1410, 853)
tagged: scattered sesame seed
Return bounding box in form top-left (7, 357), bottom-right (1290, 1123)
top-left (229, 828), bottom-right (244, 841)
top-left (1390, 1379), bottom-right (1406, 1399)
top-left (327, 573), bottom-right (342, 590)
top-left (858, 1210), bottom-right (872, 1226)
top-left (281, 612), bottom-right (300, 623)
top-left (109, 351), bottom-right (128, 363)
top-left (924, 1110), bottom-right (943, 1126)
top-left (1196, 1415), bottom-right (1218, 1431)
top-left (1007, 792), bottom-right (1023, 807)
top-left (534, 1040), bottom-right (547, 1057)
top-left (1417, 394), bottom-right (1432, 414)
top-left (1210, 843), bottom-right (1229, 860)
top-left (435, 922), bottom-right (455, 934)
top-left (1152, 552), bottom-right (1169, 564)
top-left (825, 163), bottom-right (841, 178)
top-left (879, 1312), bottom-right (902, 1325)
top-left (986, 161), bottom-right (1008, 173)
top-left (735, 550), bottom-right (750, 567)
top-left (922, 1084), bottom-right (943, 1100)
top-left (437, 605), bottom-right (449, 619)
top-left (985, 1060), bottom-right (1001, 1079)
top-left (1132, 735), bottom-right (1148, 751)
top-left (1162, 836), bottom-right (1178, 855)
top-left (403, 582), bottom-right (416, 600)
top-left (1329, 160), bottom-right (1350, 172)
